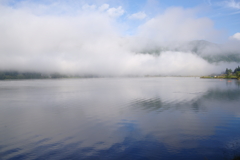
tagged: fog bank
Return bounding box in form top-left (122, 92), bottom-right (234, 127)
top-left (0, 2), bottom-right (240, 76)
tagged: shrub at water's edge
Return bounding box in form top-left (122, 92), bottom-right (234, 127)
top-left (236, 71), bottom-right (240, 80)
top-left (201, 66), bottom-right (240, 80)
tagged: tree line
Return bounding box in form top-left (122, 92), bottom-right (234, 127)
top-left (225, 66), bottom-right (240, 79)
top-left (0, 71), bottom-right (68, 80)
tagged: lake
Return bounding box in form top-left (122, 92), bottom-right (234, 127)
top-left (0, 77), bottom-right (240, 160)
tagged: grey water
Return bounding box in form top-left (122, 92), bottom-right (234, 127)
top-left (0, 77), bottom-right (240, 160)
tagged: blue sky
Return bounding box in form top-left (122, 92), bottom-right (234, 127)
top-left (2, 0), bottom-right (240, 36)
top-left (121, 0), bottom-right (240, 36)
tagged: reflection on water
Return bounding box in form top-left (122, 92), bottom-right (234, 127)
top-left (0, 78), bottom-right (240, 160)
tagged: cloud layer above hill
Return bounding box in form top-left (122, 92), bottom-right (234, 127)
top-left (0, 1), bottom-right (240, 76)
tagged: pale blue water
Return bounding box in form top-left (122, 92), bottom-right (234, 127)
top-left (0, 77), bottom-right (240, 160)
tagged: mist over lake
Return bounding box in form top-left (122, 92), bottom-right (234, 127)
top-left (0, 0), bottom-right (240, 76)
top-left (0, 77), bottom-right (240, 160)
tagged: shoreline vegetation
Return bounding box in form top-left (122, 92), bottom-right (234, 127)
top-left (201, 66), bottom-right (240, 80)
top-left (0, 66), bottom-right (239, 80)
top-left (0, 71), bottom-right (99, 80)
top-left (0, 72), bottom-right (198, 80)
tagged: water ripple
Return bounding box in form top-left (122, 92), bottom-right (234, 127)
top-left (1, 78), bottom-right (240, 160)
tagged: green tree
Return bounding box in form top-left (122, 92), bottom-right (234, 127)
top-left (236, 71), bottom-right (240, 80)
top-left (234, 66), bottom-right (240, 73)
top-left (225, 68), bottom-right (228, 74)
top-left (225, 68), bottom-right (232, 78)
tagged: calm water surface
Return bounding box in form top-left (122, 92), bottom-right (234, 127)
top-left (0, 77), bottom-right (240, 160)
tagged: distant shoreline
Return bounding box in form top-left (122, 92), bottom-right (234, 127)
top-left (1, 70), bottom-right (240, 80)
top-left (0, 71), bottom-right (101, 80)
top-left (200, 75), bottom-right (240, 80)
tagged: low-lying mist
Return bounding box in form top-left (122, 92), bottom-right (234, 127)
top-left (0, 2), bottom-right (240, 76)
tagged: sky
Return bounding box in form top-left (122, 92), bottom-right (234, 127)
top-left (0, 0), bottom-right (240, 76)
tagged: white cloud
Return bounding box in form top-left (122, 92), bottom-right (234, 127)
top-left (82, 4), bottom-right (96, 10)
top-left (129, 12), bottom-right (147, 20)
top-left (225, 0), bottom-right (240, 9)
top-left (135, 7), bottom-right (221, 43)
top-left (98, 4), bottom-right (109, 12)
top-left (81, 4), bottom-right (124, 18)
top-left (107, 6), bottom-right (124, 17)
top-left (0, 3), bottom-right (238, 76)
top-left (230, 32), bottom-right (240, 40)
